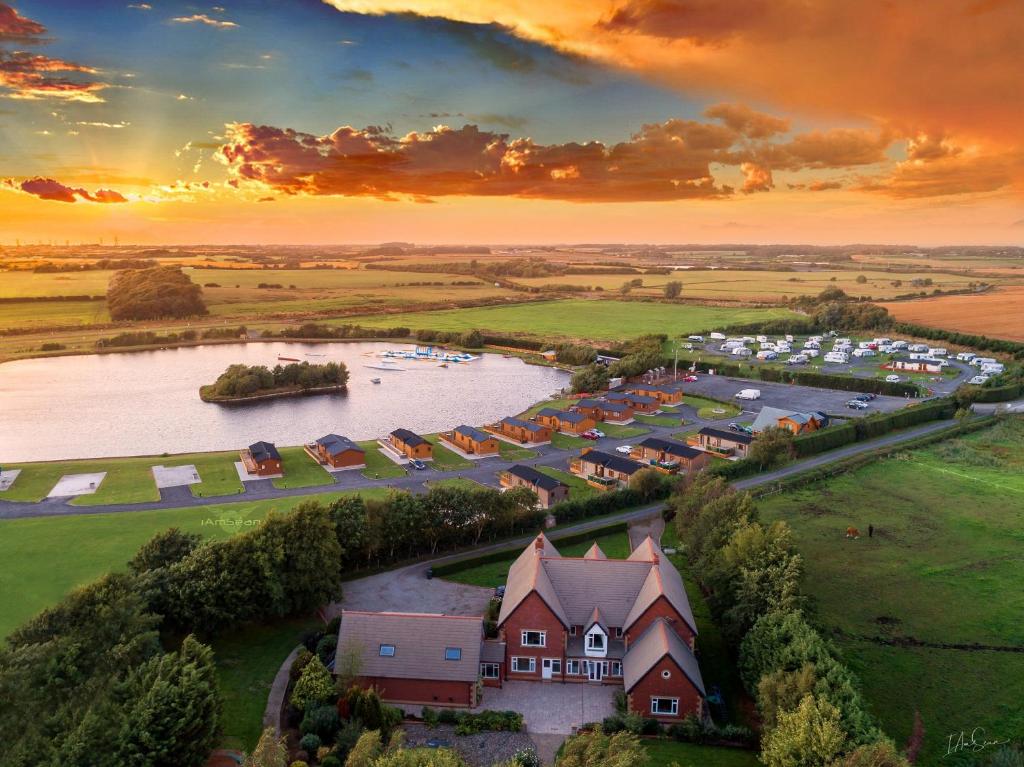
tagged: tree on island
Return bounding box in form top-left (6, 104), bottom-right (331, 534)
top-left (203, 361), bottom-right (349, 399)
top-left (107, 266), bottom-right (207, 320)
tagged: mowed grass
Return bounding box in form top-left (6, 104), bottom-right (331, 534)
top-left (350, 300), bottom-right (799, 342)
top-left (757, 419), bottom-right (1024, 764)
top-left (423, 435), bottom-right (474, 470)
top-left (551, 432), bottom-right (590, 449)
top-left (683, 395), bottom-right (740, 420)
top-left (178, 452), bottom-right (245, 497)
top-left (358, 441), bottom-right (408, 480)
top-left (0, 299), bottom-right (110, 331)
top-left (517, 397), bottom-right (579, 418)
top-left (441, 529), bottom-right (632, 588)
top-left (497, 441), bottom-right (539, 461)
top-left (271, 446), bottom-right (335, 489)
top-left (0, 456), bottom-right (161, 505)
top-left (643, 741), bottom-right (760, 767)
top-left (597, 422), bottom-right (650, 438)
top-left (633, 413), bottom-right (685, 427)
top-left (426, 478), bottom-right (489, 492)
top-left (0, 488), bottom-right (394, 640)
top-left (534, 466), bottom-right (597, 500)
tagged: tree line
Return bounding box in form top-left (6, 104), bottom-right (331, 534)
top-left (107, 266), bottom-right (208, 320)
top-left (669, 475), bottom-right (907, 767)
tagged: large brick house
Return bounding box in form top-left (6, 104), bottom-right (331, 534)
top-left (492, 534), bottom-right (705, 721)
top-left (337, 611), bottom-right (484, 708)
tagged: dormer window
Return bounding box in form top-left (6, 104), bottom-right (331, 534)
top-left (379, 644), bottom-right (396, 657)
top-left (586, 632), bottom-right (605, 651)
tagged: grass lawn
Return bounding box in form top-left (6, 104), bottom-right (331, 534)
top-left (535, 466), bottom-right (597, 500)
top-left (643, 740), bottom-right (761, 767)
top-left (633, 413), bottom-right (685, 428)
top-left (179, 451), bottom-right (245, 498)
top-left (517, 396), bottom-right (579, 418)
top-left (757, 419), bottom-right (1024, 765)
top-left (424, 435), bottom-right (474, 471)
top-left (351, 300), bottom-right (799, 342)
top-left (0, 488), bottom-right (394, 640)
top-left (497, 441), bottom-right (539, 461)
top-left (211, 615), bottom-right (321, 751)
top-left (598, 422), bottom-right (650, 438)
top-left (271, 446), bottom-right (335, 489)
top-left (0, 456), bottom-right (161, 505)
top-left (551, 432), bottom-right (590, 450)
top-left (358, 441), bottom-right (408, 480)
top-left (683, 395), bottom-right (740, 420)
top-left (426, 478), bottom-right (488, 491)
top-left (441, 529), bottom-right (632, 588)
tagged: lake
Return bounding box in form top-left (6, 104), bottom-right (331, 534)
top-left (0, 342), bottom-right (569, 462)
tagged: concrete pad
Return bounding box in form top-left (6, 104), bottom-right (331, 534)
top-left (479, 681), bottom-right (617, 735)
top-left (47, 472), bottom-right (106, 498)
top-left (438, 440), bottom-right (497, 461)
top-left (322, 461), bottom-right (366, 473)
top-left (487, 431), bottom-right (551, 448)
top-left (152, 464), bottom-right (201, 489)
top-left (234, 461), bottom-right (283, 481)
top-left (0, 469), bottom-right (21, 492)
top-left (375, 440), bottom-right (411, 465)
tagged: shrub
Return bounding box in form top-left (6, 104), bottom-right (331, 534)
top-left (290, 656), bottom-right (335, 712)
top-left (298, 733), bottom-right (321, 755)
top-left (316, 634), bottom-right (338, 663)
top-left (320, 756), bottom-right (342, 767)
top-left (422, 706), bottom-right (439, 728)
top-left (438, 708), bottom-right (459, 725)
top-left (300, 704), bottom-right (341, 742)
top-left (107, 266), bottom-right (207, 320)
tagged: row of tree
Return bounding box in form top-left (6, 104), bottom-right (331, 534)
top-left (670, 476), bottom-right (903, 767)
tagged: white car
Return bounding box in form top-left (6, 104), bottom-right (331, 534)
top-left (688, 335), bottom-right (704, 342)
top-left (615, 445), bottom-right (633, 454)
top-left (968, 375), bottom-right (989, 385)
top-left (885, 374), bottom-right (901, 383)
top-left (590, 429), bottom-right (605, 438)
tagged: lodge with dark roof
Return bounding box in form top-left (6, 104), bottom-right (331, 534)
top-left (441, 424), bottom-right (501, 456)
top-left (241, 440), bottom-right (282, 476)
top-left (571, 398), bottom-right (634, 423)
top-left (491, 416), bottom-right (553, 444)
top-left (630, 437), bottom-right (710, 474)
top-left (499, 464), bottom-right (570, 508)
top-left (310, 433), bottom-right (366, 469)
top-left (535, 408), bottom-right (597, 435)
top-left (606, 391), bottom-right (660, 414)
top-left (570, 448), bottom-right (646, 490)
top-left (388, 428), bottom-right (433, 460)
top-left (690, 427), bottom-right (753, 458)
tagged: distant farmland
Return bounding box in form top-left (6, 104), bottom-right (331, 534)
top-left (881, 286), bottom-right (1024, 341)
top-left (347, 299), bottom-right (799, 341)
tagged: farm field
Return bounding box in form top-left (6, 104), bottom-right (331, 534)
top-left (511, 269), bottom-right (996, 301)
top-left (0, 299), bottom-right (110, 330)
top-left (880, 286), bottom-right (1024, 342)
top-left (757, 419), bottom-right (1024, 765)
top-left (0, 488), bottom-right (393, 640)
top-left (347, 300), bottom-right (799, 342)
top-left (644, 741), bottom-right (760, 767)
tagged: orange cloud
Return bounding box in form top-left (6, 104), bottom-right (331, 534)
top-left (4, 176), bottom-right (128, 203)
top-left (321, 0), bottom-right (1023, 198)
top-left (0, 4), bottom-right (108, 102)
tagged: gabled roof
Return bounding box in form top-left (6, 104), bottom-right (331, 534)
top-left (453, 424), bottom-right (494, 443)
top-left (629, 383), bottom-right (682, 394)
top-left (578, 450), bottom-right (645, 475)
top-left (623, 618), bottom-right (705, 697)
top-left (583, 543), bottom-right (607, 560)
top-left (698, 426), bottom-right (753, 445)
top-left (249, 441), bottom-right (280, 461)
top-left (337, 611), bottom-right (483, 683)
top-left (391, 428), bottom-right (426, 447)
top-left (505, 464), bottom-right (566, 492)
top-left (623, 538), bottom-right (697, 637)
top-left (607, 391), bottom-right (657, 405)
top-left (753, 406), bottom-right (822, 433)
top-left (573, 398), bottom-right (603, 408)
top-left (497, 534), bottom-right (569, 628)
top-left (316, 434), bottom-right (363, 456)
top-left (501, 417), bottom-right (547, 433)
top-left (637, 437), bottom-right (703, 460)
top-left (598, 401), bottom-right (632, 413)
top-left (585, 606), bottom-right (607, 634)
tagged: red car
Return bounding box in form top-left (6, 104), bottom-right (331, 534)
top-left (580, 431), bottom-right (599, 440)
top-left (683, 375), bottom-right (698, 382)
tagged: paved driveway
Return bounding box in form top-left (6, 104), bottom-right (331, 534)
top-left (328, 561), bottom-right (492, 619)
top-left (480, 681), bottom-right (618, 734)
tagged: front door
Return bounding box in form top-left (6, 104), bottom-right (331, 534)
top-left (587, 660), bottom-right (604, 682)
top-left (542, 658), bottom-right (554, 680)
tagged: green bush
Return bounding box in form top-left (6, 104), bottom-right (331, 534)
top-left (422, 706), bottom-right (439, 728)
top-left (298, 734), bottom-right (321, 755)
top-left (300, 704), bottom-right (340, 743)
top-left (453, 709), bottom-right (524, 735)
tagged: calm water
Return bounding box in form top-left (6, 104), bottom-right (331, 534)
top-left (0, 342), bottom-right (569, 462)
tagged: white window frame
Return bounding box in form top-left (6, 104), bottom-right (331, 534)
top-left (546, 658), bottom-right (562, 674)
top-left (511, 656), bottom-right (536, 673)
top-left (610, 661), bottom-right (622, 677)
top-left (480, 662), bottom-right (500, 679)
top-left (379, 644), bottom-right (396, 657)
top-left (586, 632), bottom-right (605, 651)
top-left (521, 630), bottom-right (546, 648)
top-left (651, 697), bottom-right (679, 716)
top-left (566, 660), bottom-right (580, 675)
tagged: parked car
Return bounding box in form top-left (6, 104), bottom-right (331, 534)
top-left (590, 429), bottom-right (605, 438)
top-left (683, 375), bottom-right (698, 382)
top-left (855, 393), bottom-right (877, 401)
top-left (885, 374), bottom-right (901, 383)
top-left (493, 585), bottom-right (506, 599)
top-left (615, 445), bottom-right (633, 454)
top-left (688, 335), bottom-right (704, 342)
top-left (847, 399), bottom-right (869, 410)
top-left (580, 431), bottom-right (599, 440)
top-left (728, 422), bottom-right (743, 431)
top-left (410, 459), bottom-right (427, 470)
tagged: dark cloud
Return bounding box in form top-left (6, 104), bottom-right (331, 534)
top-left (0, 2), bottom-right (45, 42)
top-left (4, 176), bottom-right (128, 203)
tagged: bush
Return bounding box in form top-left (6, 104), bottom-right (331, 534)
top-left (453, 709), bottom-right (523, 735)
top-left (300, 704), bottom-right (341, 743)
top-left (438, 708), bottom-right (459, 725)
top-left (107, 266), bottom-right (207, 320)
top-left (298, 733), bottom-right (321, 755)
top-left (422, 706), bottom-right (439, 728)
top-left (40, 342), bottom-right (66, 351)
top-left (316, 633), bottom-right (338, 663)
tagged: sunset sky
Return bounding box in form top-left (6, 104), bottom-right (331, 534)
top-left (1, 0), bottom-right (1021, 245)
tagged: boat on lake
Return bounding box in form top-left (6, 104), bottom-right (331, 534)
top-left (380, 346), bottom-right (477, 363)
top-left (370, 377), bottom-right (381, 384)
top-left (277, 356), bottom-right (301, 362)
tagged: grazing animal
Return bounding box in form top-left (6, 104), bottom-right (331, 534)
top-left (846, 526), bottom-right (861, 539)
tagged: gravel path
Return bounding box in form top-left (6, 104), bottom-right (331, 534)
top-left (403, 724), bottom-right (536, 767)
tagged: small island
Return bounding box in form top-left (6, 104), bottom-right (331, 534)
top-left (200, 361), bottom-right (349, 403)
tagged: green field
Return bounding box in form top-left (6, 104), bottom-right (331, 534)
top-left (0, 299), bottom-right (110, 330)
top-left (643, 740), bottom-right (760, 767)
top-left (271, 446), bottom-right (335, 489)
top-left (424, 435), bottom-right (474, 470)
top-left (682, 395), bottom-right (740, 420)
top-left (534, 466), bottom-right (598, 500)
top-left (0, 489), bottom-right (393, 640)
top-left (348, 300), bottom-right (799, 342)
top-left (497, 441), bottom-right (539, 461)
top-left (551, 432), bottom-right (590, 449)
top-left (441, 529), bottom-right (632, 588)
top-left (757, 419), bottom-right (1024, 765)
top-left (425, 478), bottom-right (489, 492)
top-left (597, 422), bottom-right (651, 438)
top-left (633, 413), bottom-right (685, 427)
top-left (358, 441), bottom-right (408, 479)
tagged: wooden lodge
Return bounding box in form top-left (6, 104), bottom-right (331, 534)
top-left (492, 417), bottom-right (553, 444)
top-left (535, 408), bottom-right (596, 435)
top-left (241, 441), bottom-right (282, 476)
top-left (500, 464), bottom-right (570, 508)
top-left (309, 434), bottom-right (366, 469)
top-left (441, 425), bottom-right (501, 456)
top-left (389, 428), bottom-right (433, 460)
